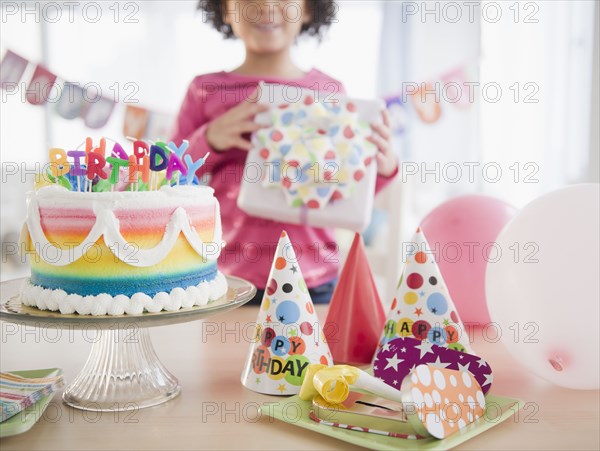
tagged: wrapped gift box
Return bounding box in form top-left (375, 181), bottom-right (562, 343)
top-left (238, 82), bottom-right (384, 232)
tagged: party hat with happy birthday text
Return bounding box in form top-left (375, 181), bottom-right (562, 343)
top-left (241, 231), bottom-right (332, 395)
top-left (324, 233), bottom-right (385, 364)
top-left (376, 227), bottom-right (474, 355)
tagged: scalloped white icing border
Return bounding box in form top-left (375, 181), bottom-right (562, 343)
top-left (21, 272), bottom-right (228, 316)
top-left (25, 189), bottom-right (224, 267)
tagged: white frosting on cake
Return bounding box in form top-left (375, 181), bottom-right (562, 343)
top-left (21, 272), bottom-right (229, 316)
top-left (24, 185), bottom-right (224, 267)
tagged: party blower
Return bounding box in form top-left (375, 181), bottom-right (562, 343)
top-left (299, 364), bottom-right (486, 440)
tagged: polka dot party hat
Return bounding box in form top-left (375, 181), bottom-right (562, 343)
top-left (377, 227), bottom-right (473, 354)
top-left (401, 364), bottom-right (486, 439)
top-left (241, 231), bottom-right (332, 396)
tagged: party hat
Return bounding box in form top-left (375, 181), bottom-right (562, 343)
top-left (324, 233), bottom-right (385, 364)
top-left (241, 231), bottom-right (332, 395)
top-left (374, 336), bottom-right (493, 394)
top-left (377, 227), bottom-right (473, 354)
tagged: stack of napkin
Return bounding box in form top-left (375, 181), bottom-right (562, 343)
top-left (0, 372), bottom-right (64, 422)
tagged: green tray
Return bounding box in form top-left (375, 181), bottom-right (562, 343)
top-left (0, 368), bottom-right (63, 437)
top-left (261, 393), bottom-right (523, 450)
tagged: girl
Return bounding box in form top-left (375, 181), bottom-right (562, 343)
top-left (171, 0), bottom-right (398, 304)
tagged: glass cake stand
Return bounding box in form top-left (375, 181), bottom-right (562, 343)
top-left (0, 276), bottom-right (255, 412)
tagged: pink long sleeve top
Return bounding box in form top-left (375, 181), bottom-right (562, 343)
top-left (171, 69), bottom-right (396, 289)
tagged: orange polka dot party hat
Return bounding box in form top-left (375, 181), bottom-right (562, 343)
top-left (377, 227), bottom-right (473, 354)
top-left (241, 231), bottom-right (332, 395)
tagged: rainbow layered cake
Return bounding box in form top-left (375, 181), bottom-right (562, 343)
top-left (19, 138), bottom-right (227, 315)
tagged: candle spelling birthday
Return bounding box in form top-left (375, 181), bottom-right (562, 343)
top-left (45, 138), bottom-right (209, 192)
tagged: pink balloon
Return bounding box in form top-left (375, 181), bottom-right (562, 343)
top-left (420, 195), bottom-right (516, 325)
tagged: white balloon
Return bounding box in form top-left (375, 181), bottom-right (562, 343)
top-left (486, 184), bottom-right (600, 389)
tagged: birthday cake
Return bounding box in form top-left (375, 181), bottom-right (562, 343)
top-left (19, 138), bottom-right (227, 315)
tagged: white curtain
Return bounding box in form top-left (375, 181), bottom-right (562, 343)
top-left (480, 0), bottom-right (597, 207)
top-left (377, 0), bottom-right (482, 223)
top-left (373, 0), bottom-right (597, 300)
top-left (374, 1), bottom-right (481, 301)
top-left (375, 0), bottom-right (597, 212)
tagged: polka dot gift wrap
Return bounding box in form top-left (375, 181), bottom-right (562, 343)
top-left (238, 82), bottom-right (384, 232)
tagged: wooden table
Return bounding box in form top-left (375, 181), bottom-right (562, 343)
top-left (1, 305), bottom-right (598, 450)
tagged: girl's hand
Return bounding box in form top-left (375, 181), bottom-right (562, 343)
top-left (206, 89), bottom-right (269, 151)
top-left (368, 110), bottom-right (398, 177)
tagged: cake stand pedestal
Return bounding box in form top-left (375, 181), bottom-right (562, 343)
top-left (62, 327), bottom-right (180, 411)
top-left (0, 276), bottom-right (256, 412)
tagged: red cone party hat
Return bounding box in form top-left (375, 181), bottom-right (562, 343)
top-left (324, 233), bottom-right (385, 364)
top-left (377, 227), bottom-right (474, 354)
top-left (241, 231), bottom-right (332, 395)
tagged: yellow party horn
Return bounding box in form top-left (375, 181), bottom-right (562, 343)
top-left (299, 364), bottom-right (404, 404)
top-left (300, 363), bottom-right (488, 440)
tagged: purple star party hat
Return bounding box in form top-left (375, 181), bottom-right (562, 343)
top-left (374, 336), bottom-right (493, 394)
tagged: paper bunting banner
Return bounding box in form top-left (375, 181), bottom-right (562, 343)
top-left (373, 336), bottom-right (493, 394)
top-left (82, 96), bottom-right (116, 129)
top-left (383, 63), bottom-right (474, 131)
top-left (378, 227), bottom-right (473, 354)
top-left (324, 233), bottom-right (385, 365)
top-left (253, 94), bottom-right (377, 209)
top-left (0, 50), bottom-right (28, 90)
top-left (26, 65), bottom-right (57, 105)
top-left (241, 231), bottom-right (332, 395)
top-left (1, 49), bottom-right (172, 135)
top-left (54, 82), bottom-right (86, 119)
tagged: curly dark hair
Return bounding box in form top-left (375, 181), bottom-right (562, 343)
top-left (197, 0), bottom-right (337, 40)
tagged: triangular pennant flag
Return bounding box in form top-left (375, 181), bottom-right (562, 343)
top-left (410, 83), bottom-right (442, 124)
top-left (145, 111), bottom-right (175, 140)
top-left (1, 50), bottom-right (29, 89)
top-left (26, 64), bottom-right (57, 105)
top-left (241, 231), bottom-right (332, 396)
top-left (82, 96), bottom-right (116, 129)
top-left (123, 105), bottom-right (149, 140)
top-left (377, 227), bottom-right (473, 354)
top-left (324, 233), bottom-right (385, 365)
top-left (384, 95), bottom-right (409, 135)
top-left (54, 82), bottom-right (86, 119)
top-left (441, 66), bottom-right (472, 110)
